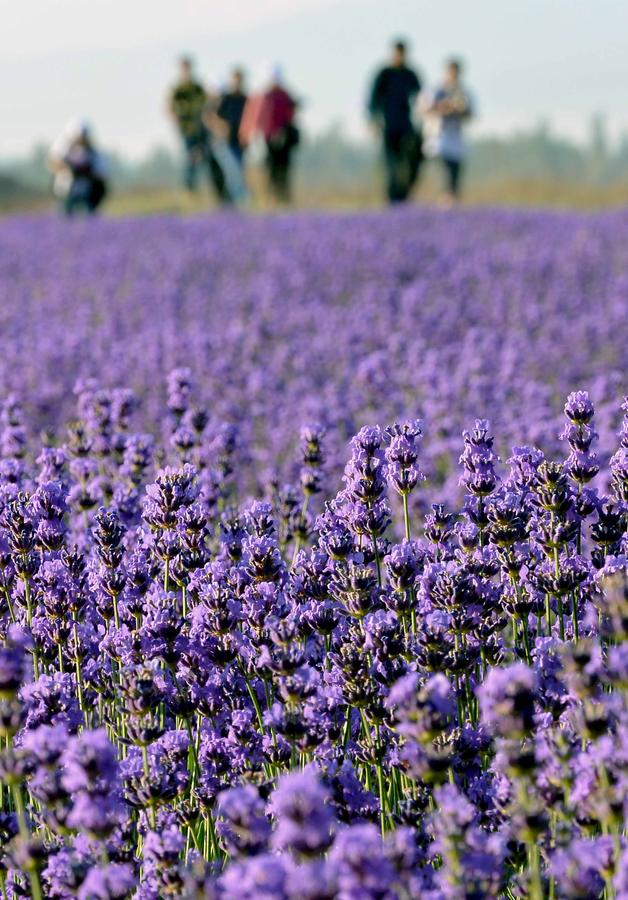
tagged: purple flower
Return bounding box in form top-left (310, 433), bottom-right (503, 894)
top-left (0, 627), bottom-right (30, 697)
top-left (477, 664), bottom-right (538, 738)
top-left (329, 824), bottom-right (396, 897)
top-left (77, 864), bottom-right (136, 899)
top-left (216, 785), bottom-right (271, 856)
top-left (219, 853), bottom-right (289, 900)
top-left (550, 838), bottom-right (611, 899)
top-left (387, 672), bottom-right (455, 741)
top-left (66, 791), bottom-right (121, 839)
top-left (564, 391), bottom-right (595, 426)
top-left (270, 768), bottom-right (334, 856)
top-left (0, 210), bottom-right (627, 899)
top-left (62, 730), bottom-right (118, 794)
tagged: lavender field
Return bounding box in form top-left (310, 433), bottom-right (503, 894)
top-left (0, 207), bottom-right (627, 899)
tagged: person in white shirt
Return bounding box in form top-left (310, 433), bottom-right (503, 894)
top-left (421, 59), bottom-right (474, 207)
top-left (48, 120), bottom-right (108, 215)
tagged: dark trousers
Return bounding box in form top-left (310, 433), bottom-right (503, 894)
top-left (182, 133), bottom-right (229, 202)
top-left (383, 130), bottom-right (422, 203)
top-left (266, 141), bottom-right (293, 203)
top-left (442, 157), bottom-right (462, 197)
top-left (63, 176), bottom-right (107, 215)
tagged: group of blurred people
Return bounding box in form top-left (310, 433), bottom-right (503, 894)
top-left (47, 58), bottom-right (300, 216)
top-left (369, 40), bottom-right (474, 206)
top-left (168, 57), bottom-right (300, 206)
top-left (47, 38), bottom-right (473, 215)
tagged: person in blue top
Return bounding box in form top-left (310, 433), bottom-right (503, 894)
top-left (369, 39), bottom-right (423, 204)
top-left (422, 59), bottom-right (474, 207)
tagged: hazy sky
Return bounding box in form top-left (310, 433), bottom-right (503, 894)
top-left (2, 0), bottom-right (627, 157)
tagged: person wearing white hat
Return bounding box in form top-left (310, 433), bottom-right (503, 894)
top-left (240, 64), bottom-right (299, 204)
top-left (48, 120), bottom-right (108, 215)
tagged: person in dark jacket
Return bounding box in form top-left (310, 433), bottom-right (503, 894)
top-left (217, 68), bottom-right (248, 167)
top-left (369, 40), bottom-right (422, 204)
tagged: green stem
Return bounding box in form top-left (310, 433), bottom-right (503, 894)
top-left (402, 493), bottom-right (411, 542)
top-left (372, 535), bottom-right (382, 588)
top-left (11, 784), bottom-right (43, 900)
top-left (73, 622), bottom-right (86, 723)
top-left (112, 593), bottom-right (120, 631)
top-left (376, 762), bottom-right (388, 836)
top-left (184, 716), bottom-right (201, 793)
top-left (556, 595), bottom-right (565, 641)
top-left (24, 578), bottom-right (40, 679)
top-left (552, 541), bottom-right (565, 640)
top-left (571, 591), bottom-right (579, 641)
top-left (520, 616), bottom-right (532, 665)
top-left (2, 585), bottom-right (16, 624)
top-left (528, 843), bottom-right (543, 900)
top-left (141, 746), bottom-right (156, 829)
top-left (291, 496), bottom-right (310, 566)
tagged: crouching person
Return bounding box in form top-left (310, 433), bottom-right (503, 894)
top-left (49, 120), bottom-right (108, 216)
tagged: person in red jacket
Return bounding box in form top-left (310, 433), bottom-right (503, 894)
top-left (240, 65), bottom-right (299, 203)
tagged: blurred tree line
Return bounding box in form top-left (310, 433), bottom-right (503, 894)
top-left (2, 114), bottom-right (627, 206)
